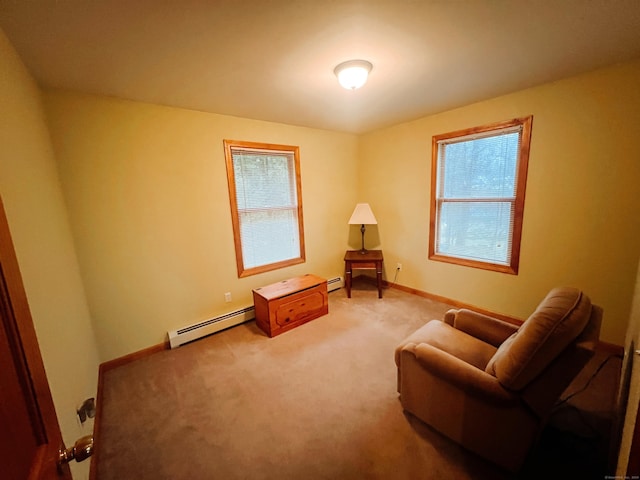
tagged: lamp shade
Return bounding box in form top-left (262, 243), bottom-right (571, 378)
top-left (348, 203), bottom-right (377, 225)
top-left (334, 60), bottom-right (373, 90)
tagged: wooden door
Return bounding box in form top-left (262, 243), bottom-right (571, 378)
top-left (628, 351), bottom-right (640, 476)
top-left (0, 197), bottom-right (71, 479)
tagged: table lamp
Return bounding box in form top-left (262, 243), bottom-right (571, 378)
top-left (348, 203), bottom-right (377, 254)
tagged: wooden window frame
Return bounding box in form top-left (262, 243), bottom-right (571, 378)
top-left (429, 116), bottom-right (533, 274)
top-left (224, 139), bottom-right (305, 278)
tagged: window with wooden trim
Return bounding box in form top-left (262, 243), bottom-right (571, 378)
top-left (429, 116), bottom-right (533, 274)
top-left (224, 140), bottom-right (305, 277)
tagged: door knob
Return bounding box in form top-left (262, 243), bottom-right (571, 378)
top-left (58, 435), bottom-right (94, 467)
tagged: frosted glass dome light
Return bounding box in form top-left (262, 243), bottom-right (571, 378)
top-left (334, 60), bottom-right (373, 90)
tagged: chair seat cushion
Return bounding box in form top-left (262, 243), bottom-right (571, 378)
top-left (486, 287), bottom-right (592, 390)
top-left (396, 320), bottom-right (497, 370)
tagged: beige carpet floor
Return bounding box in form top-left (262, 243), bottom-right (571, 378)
top-left (95, 283), bottom-right (621, 479)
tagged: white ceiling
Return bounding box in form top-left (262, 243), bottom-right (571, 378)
top-left (1, 0), bottom-right (640, 134)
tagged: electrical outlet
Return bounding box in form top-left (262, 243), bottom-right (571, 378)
top-left (396, 263), bottom-right (402, 271)
top-left (224, 292), bottom-right (232, 302)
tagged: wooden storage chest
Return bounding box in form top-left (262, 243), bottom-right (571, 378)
top-left (252, 274), bottom-right (328, 337)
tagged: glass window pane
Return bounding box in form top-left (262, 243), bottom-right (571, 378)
top-left (437, 202), bottom-right (512, 264)
top-left (233, 154), bottom-right (295, 209)
top-left (240, 209), bottom-right (300, 269)
top-left (441, 132), bottom-right (519, 199)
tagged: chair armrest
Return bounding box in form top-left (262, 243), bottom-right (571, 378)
top-left (411, 343), bottom-right (518, 406)
top-left (444, 309), bottom-right (519, 347)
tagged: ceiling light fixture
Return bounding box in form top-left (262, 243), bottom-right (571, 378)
top-left (334, 60), bottom-right (373, 90)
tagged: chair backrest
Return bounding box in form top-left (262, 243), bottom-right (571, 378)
top-left (520, 304), bottom-right (602, 417)
top-left (485, 287), bottom-right (593, 391)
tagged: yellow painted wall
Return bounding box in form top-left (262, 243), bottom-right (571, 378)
top-left (43, 91), bottom-right (359, 361)
top-left (0, 30), bottom-right (100, 479)
top-left (360, 60), bottom-right (640, 345)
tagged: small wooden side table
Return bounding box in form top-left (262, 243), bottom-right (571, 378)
top-left (344, 250), bottom-right (384, 298)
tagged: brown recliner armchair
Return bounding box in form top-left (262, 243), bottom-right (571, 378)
top-left (395, 287), bottom-right (602, 472)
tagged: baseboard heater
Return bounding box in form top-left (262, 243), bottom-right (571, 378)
top-left (327, 275), bottom-right (344, 292)
top-left (168, 305), bottom-right (255, 349)
top-left (167, 275), bottom-right (343, 348)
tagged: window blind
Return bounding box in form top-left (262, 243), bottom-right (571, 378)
top-left (231, 148), bottom-right (300, 269)
top-left (435, 128), bottom-right (522, 264)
